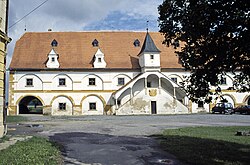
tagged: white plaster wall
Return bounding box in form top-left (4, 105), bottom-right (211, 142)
top-left (16, 74), bottom-right (43, 90)
top-left (82, 74), bottom-right (103, 90)
top-left (116, 88), bottom-right (188, 115)
top-left (11, 70), bottom-right (250, 115)
top-left (14, 71), bottom-right (138, 91)
top-left (52, 96), bottom-right (73, 115)
top-left (139, 53), bottom-right (160, 69)
top-left (191, 103), bottom-right (210, 113)
top-left (51, 74), bottom-right (73, 90)
top-left (112, 74), bottom-right (132, 90)
top-left (82, 95), bottom-right (104, 115)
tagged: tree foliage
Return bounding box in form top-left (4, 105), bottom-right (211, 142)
top-left (158, 0), bottom-right (250, 102)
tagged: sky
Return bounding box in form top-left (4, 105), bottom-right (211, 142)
top-left (7, 0), bottom-right (163, 67)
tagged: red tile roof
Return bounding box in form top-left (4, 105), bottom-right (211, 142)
top-left (10, 31), bottom-right (183, 70)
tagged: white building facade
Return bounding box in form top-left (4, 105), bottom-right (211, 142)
top-left (8, 31), bottom-right (250, 116)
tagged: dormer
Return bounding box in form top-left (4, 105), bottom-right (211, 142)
top-left (138, 32), bottom-right (161, 72)
top-left (93, 48), bottom-right (106, 68)
top-left (46, 49), bottom-right (60, 68)
top-left (51, 39), bottom-right (58, 47)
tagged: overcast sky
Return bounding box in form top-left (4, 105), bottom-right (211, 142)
top-left (7, 0), bottom-right (163, 67)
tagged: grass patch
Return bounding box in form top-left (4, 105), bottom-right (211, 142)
top-left (0, 135), bottom-right (10, 143)
top-left (0, 136), bottom-right (62, 165)
top-left (159, 126), bottom-right (250, 165)
top-left (6, 116), bottom-right (28, 123)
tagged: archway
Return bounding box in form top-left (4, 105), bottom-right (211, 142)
top-left (18, 96), bottom-right (43, 114)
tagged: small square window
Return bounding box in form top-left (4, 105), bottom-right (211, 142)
top-left (59, 103), bottom-right (66, 110)
top-left (26, 78), bottom-right (33, 86)
top-left (52, 57), bottom-right (55, 62)
top-left (59, 78), bottom-right (66, 86)
top-left (118, 78), bottom-right (125, 85)
top-left (89, 78), bottom-right (96, 85)
top-left (117, 100), bottom-right (121, 106)
top-left (98, 58), bottom-right (101, 62)
top-left (171, 78), bottom-right (177, 83)
top-left (150, 55), bottom-right (154, 59)
top-left (198, 101), bottom-right (204, 108)
top-left (147, 82), bottom-right (151, 88)
top-left (220, 77), bottom-right (227, 85)
top-left (89, 103), bottom-right (96, 110)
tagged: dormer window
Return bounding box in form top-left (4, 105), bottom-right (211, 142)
top-left (51, 39), bottom-right (58, 47)
top-left (93, 48), bottom-right (106, 68)
top-left (92, 39), bottom-right (99, 47)
top-left (150, 54), bottom-right (154, 59)
top-left (46, 49), bottom-right (60, 68)
top-left (134, 39), bottom-right (140, 47)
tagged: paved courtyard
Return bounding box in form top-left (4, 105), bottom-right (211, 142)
top-left (7, 114), bottom-right (250, 165)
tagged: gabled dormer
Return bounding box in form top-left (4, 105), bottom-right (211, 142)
top-left (93, 48), bottom-right (107, 68)
top-left (138, 32), bottom-right (161, 72)
top-left (46, 49), bottom-right (59, 68)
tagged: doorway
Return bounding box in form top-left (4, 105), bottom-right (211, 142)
top-left (151, 101), bottom-right (157, 114)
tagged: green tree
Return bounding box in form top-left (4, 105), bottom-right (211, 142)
top-left (158, 0), bottom-right (249, 102)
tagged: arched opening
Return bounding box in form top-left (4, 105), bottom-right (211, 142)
top-left (216, 95), bottom-right (235, 107)
top-left (147, 74), bottom-right (159, 88)
top-left (18, 96), bottom-right (43, 114)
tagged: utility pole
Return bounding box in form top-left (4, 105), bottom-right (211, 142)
top-left (0, 0), bottom-right (11, 137)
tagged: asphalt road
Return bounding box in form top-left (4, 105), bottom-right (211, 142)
top-left (7, 114), bottom-right (250, 165)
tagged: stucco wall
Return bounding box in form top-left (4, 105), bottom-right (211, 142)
top-left (8, 70), bottom-right (250, 116)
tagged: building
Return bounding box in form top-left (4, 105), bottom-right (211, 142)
top-left (0, 0), bottom-right (11, 137)
top-left (8, 31), bottom-right (250, 116)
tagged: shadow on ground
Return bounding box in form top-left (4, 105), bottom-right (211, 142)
top-left (50, 132), bottom-right (187, 165)
top-left (154, 135), bottom-right (250, 165)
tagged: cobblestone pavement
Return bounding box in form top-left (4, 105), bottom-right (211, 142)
top-left (6, 114), bottom-right (250, 165)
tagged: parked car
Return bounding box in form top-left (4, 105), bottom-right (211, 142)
top-left (233, 105), bottom-right (250, 114)
top-left (211, 102), bottom-right (233, 114)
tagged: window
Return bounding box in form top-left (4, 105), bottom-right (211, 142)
top-left (150, 55), bottom-right (154, 59)
top-left (59, 103), bottom-right (66, 110)
top-left (92, 39), bottom-right (99, 47)
top-left (51, 39), bottom-right (58, 47)
top-left (59, 78), bottom-right (66, 86)
top-left (198, 101), bottom-right (204, 108)
top-left (98, 58), bottom-right (101, 62)
top-left (220, 77), bottom-right (227, 85)
top-left (134, 39), bottom-right (140, 47)
top-left (89, 78), bottom-right (96, 85)
top-left (171, 78), bottom-right (177, 83)
top-left (89, 103), bottom-right (96, 110)
top-left (118, 78), bottom-right (125, 85)
top-left (147, 82), bottom-right (151, 88)
top-left (51, 57), bottom-right (55, 62)
top-left (117, 100), bottom-right (121, 106)
top-left (26, 78), bottom-right (33, 86)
